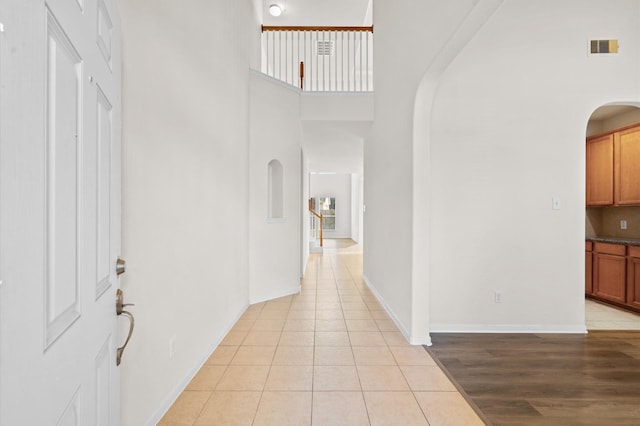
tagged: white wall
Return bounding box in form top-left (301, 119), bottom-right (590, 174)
top-left (301, 149), bottom-right (310, 275)
top-left (310, 173), bottom-right (352, 238)
top-left (249, 72), bottom-right (302, 302)
top-left (366, 0), bottom-right (478, 341)
top-left (424, 0), bottom-right (640, 331)
top-left (351, 173), bottom-right (364, 243)
top-left (370, 0), bottom-right (640, 340)
top-left (118, 1), bottom-right (260, 424)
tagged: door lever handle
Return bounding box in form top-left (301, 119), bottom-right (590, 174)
top-left (116, 289), bottom-right (135, 366)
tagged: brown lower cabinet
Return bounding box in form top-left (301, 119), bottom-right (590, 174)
top-left (627, 246), bottom-right (640, 309)
top-left (588, 241), bottom-right (640, 313)
top-left (593, 242), bottom-right (627, 304)
top-left (585, 241), bottom-right (593, 295)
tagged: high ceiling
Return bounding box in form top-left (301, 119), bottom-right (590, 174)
top-left (263, 1), bottom-right (372, 174)
top-left (262, 0), bottom-right (372, 27)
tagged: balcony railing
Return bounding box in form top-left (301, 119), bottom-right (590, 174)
top-left (261, 26), bottom-right (374, 92)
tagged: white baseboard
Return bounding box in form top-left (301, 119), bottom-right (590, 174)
top-left (363, 275), bottom-right (431, 346)
top-left (249, 285), bottom-right (301, 305)
top-left (430, 324), bottom-right (588, 334)
top-left (146, 304), bottom-right (248, 426)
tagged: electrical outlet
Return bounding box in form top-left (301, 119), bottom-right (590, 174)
top-left (494, 291), bottom-right (502, 303)
top-left (169, 335), bottom-right (176, 359)
top-left (621, 220), bottom-right (628, 230)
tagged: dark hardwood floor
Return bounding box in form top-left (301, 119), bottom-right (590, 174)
top-left (428, 332), bottom-right (640, 426)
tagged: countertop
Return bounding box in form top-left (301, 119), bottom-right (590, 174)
top-left (586, 236), bottom-right (640, 246)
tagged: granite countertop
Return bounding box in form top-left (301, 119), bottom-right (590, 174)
top-left (586, 236), bottom-right (640, 246)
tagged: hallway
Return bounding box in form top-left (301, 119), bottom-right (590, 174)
top-left (159, 240), bottom-right (483, 425)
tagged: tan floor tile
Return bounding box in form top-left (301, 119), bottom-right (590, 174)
top-left (186, 366), bottom-right (227, 391)
top-left (252, 319), bottom-right (285, 331)
top-left (414, 392), bottom-right (484, 426)
top-left (316, 295), bottom-right (341, 303)
top-left (346, 319), bottom-right (380, 332)
top-left (316, 302), bottom-right (342, 310)
top-left (279, 331), bottom-right (315, 346)
top-left (314, 346), bottom-right (355, 365)
top-left (205, 346), bottom-right (238, 365)
top-left (339, 295), bottom-right (365, 303)
top-left (286, 310), bottom-right (315, 320)
top-left (312, 392), bottom-right (369, 426)
top-left (315, 310), bottom-right (344, 320)
top-left (400, 366), bottom-right (457, 391)
top-left (381, 331), bottom-right (411, 346)
top-left (290, 301), bottom-right (316, 311)
top-left (342, 302), bottom-right (369, 311)
top-left (389, 346), bottom-right (436, 366)
top-left (230, 345), bottom-right (276, 365)
top-left (375, 319), bottom-right (399, 332)
top-left (363, 391), bottom-right (429, 426)
top-left (242, 330), bottom-right (281, 346)
top-left (158, 391), bottom-right (211, 425)
top-left (193, 391), bottom-right (261, 426)
top-left (315, 331), bottom-right (351, 346)
top-left (264, 366), bottom-right (313, 391)
top-left (240, 310), bottom-right (261, 320)
top-left (272, 345), bottom-right (314, 365)
top-left (231, 319), bottom-right (255, 331)
top-left (253, 391), bottom-right (312, 426)
top-left (370, 310), bottom-right (390, 320)
top-left (357, 365), bottom-right (410, 391)
top-left (216, 365), bottom-right (270, 391)
top-left (313, 365), bottom-right (361, 391)
top-left (284, 318), bottom-right (315, 331)
top-left (352, 346), bottom-right (396, 365)
top-left (349, 331), bottom-right (387, 346)
top-left (257, 309), bottom-right (289, 320)
top-left (316, 319), bottom-right (347, 331)
top-left (366, 301), bottom-right (384, 310)
top-left (220, 330), bottom-right (248, 346)
top-left (343, 310), bottom-right (373, 320)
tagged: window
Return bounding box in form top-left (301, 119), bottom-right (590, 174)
top-left (318, 197), bottom-right (335, 230)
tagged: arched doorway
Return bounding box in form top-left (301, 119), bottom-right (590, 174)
top-left (585, 104), bottom-right (640, 331)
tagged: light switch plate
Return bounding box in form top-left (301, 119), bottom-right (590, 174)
top-left (552, 197), bottom-right (561, 210)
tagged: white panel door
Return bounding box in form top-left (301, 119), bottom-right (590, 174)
top-left (0, 0), bottom-right (122, 424)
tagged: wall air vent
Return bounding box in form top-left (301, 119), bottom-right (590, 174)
top-left (590, 39), bottom-right (619, 54)
top-left (316, 40), bottom-right (334, 56)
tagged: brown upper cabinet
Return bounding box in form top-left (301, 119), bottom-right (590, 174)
top-left (587, 124), bottom-right (640, 207)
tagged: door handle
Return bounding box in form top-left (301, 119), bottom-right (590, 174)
top-left (116, 289), bottom-right (135, 366)
top-left (116, 257), bottom-right (126, 276)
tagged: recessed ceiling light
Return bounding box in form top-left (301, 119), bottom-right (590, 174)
top-left (269, 4), bottom-right (282, 17)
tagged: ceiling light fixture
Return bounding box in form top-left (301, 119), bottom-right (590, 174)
top-left (269, 4), bottom-right (283, 17)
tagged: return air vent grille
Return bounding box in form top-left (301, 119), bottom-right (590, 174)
top-left (590, 39), bottom-right (619, 54)
top-left (316, 40), bottom-right (334, 56)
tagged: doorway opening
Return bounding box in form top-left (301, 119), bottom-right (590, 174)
top-left (585, 104), bottom-right (640, 331)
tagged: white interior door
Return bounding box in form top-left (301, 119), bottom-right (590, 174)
top-left (0, 0), bottom-right (122, 424)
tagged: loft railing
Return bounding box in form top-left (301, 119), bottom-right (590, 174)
top-left (308, 199), bottom-right (323, 247)
top-left (261, 25), bottom-right (374, 92)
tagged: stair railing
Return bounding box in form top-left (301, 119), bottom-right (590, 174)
top-left (261, 25), bottom-right (374, 92)
top-left (308, 199), bottom-right (324, 247)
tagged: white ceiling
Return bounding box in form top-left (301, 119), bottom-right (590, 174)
top-left (262, 0), bottom-right (372, 27)
top-left (589, 105), bottom-right (639, 121)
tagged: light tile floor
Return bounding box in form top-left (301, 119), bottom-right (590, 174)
top-left (159, 239), bottom-right (483, 425)
top-left (586, 298), bottom-right (640, 330)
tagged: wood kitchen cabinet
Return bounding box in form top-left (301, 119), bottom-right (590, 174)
top-left (586, 133), bottom-right (614, 206)
top-left (592, 242), bottom-right (626, 304)
top-left (614, 125), bottom-right (640, 205)
top-left (627, 246), bottom-right (640, 309)
top-left (587, 123), bottom-right (640, 207)
top-left (585, 241), bottom-right (593, 295)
